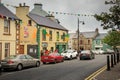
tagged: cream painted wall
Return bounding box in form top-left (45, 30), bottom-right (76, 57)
top-left (0, 18), bottom-right (16, 59)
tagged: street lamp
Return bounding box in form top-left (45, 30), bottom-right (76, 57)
top-left (77, 18), bottom-right (84, 53)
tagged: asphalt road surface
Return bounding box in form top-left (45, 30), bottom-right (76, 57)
top-left (0, 55), bottom-right (107, 80)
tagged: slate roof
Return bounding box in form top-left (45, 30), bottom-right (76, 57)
top-left (0, 4), bottom-right (19, 20)
top-left (69, 33), bottom-right (76, 38)
top-left (95, 33), bottom-right (107, 39)
top-left (72, 31), bottom-right (97, 38)
top-left (28, 13), bottom-right (68, 31)
top-left (81, 31), bottom-right (97, 38)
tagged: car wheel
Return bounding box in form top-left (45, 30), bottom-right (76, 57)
top-left (53, 59), bottom-right (57, 64)
top-left (36, 61), bottom-right (40, 67)
top-left (61, 59), bottom-right (64, 62)
top-left (17, 64), bottom-right (23, 71)
top-left (70, 55), bottom-right (72, 60)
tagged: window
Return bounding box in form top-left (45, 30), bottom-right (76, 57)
top-left (80, 40), bottom-right (83, 44)
top-left (42, 31), bottom-right (46, 41)
top-left (56, 32), bottom-right (59, 41)
top-left (4, 19), bottom-right (10, 34)
top-left (88, 40), bottom-right (90, 44)
top-left (62, 33), bottom-right (65, 41)
top-left (28, 20), bottom-right (32, 26)
top-left (19, 55), bottom-right (26, 59)
top-left (49, 30), bottom-right (52, 41)
top-left (5, 43), bottom-right (10, 58)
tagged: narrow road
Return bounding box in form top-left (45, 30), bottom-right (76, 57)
top-left (0, 55), bottom-right (107, 80)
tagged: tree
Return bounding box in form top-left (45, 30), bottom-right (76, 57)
top-left (102, 30), bottom-right (120, 52)
top-left (94, 0), bottom-right (120, 30)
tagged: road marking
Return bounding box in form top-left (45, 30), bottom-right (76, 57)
top-left (85, 65), bottom-right (107, 80)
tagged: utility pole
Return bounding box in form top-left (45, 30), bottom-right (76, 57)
top-left (77, 18), bottom-right (84, 53)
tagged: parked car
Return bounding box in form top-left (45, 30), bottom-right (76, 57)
top-left (41, 52), bottom-right (64, 64)
top-left (79, 50), bottom-right (95, 60)
top-left (92, 50), bottom-right (105, 54)
top-left (1, 54), bottom-right (40, 71)
top-left (0, 61), bottom-right (2, 72)
top-left (61, 49), bottom-right (78, 60)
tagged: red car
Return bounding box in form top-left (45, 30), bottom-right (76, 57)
top-left (41, 52), bottom-right (64, 64)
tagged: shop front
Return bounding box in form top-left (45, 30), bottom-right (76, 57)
top-left (55, 42), bottom-right (67, 53)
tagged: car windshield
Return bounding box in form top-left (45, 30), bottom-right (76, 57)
top-left (5, 55), bottom-right (17, 59)
top-left (64, 50), bottom-right (72, 53)
top-left (81, 50), bottom-right (90, 54)
top-left (49, 53), bottom-right (59, 56)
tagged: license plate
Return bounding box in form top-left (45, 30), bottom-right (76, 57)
top-left (1, 62), bottom-right (7, 64)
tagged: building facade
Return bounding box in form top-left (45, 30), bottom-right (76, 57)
top-left (16, 3), bottom-right (68, 58)
top-left (92, 33), bottom-right (113, 52)
top-left (0, 3), bottom-right (20, 59)
top-left (72, 28), bottom-right (99, 50)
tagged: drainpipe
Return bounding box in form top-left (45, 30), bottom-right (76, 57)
top-left (36, 24), bottom-right (40, 59)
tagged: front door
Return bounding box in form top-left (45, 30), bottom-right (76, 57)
top-left (19, 45), bottom-right (24, 54)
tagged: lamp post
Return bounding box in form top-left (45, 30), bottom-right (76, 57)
top-left (36, 24), bottom-right (40, 59)
top-left (77, 18), bottom-right (84, 53)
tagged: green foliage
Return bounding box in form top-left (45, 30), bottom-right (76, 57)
top-left (94, 0), bottom-right (120, 30)
top-left (102, 30), bottom-right (120, 47)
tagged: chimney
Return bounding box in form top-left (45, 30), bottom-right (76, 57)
top-left (95, 28), bottom-right (99, 33)
top-left (23, 3), bottom-right (26, 6)
top-left (34, 3), bottom-right (43, 10)
top-left (19, 3), bottom-right (22, 7)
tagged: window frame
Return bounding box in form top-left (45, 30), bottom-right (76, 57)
top-left (5, 43), bottom-right (10, 58)
top-left (4, 19), bottom-right (10, 34)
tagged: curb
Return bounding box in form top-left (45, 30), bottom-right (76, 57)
top-left (85, 65), bottom-right (107, 80)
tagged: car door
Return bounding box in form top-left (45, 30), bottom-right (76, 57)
top-left (19, 55), bottom-right (28, 67)
top-left (25, 55), bottom-right (35, 66)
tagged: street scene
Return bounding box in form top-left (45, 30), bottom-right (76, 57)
top-left (0, 0), bottom-right (120, 80)
top-left (0, 55), bottom-right (106, 80)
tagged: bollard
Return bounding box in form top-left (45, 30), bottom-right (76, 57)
top-left (107, 55), bottom-right (110, 71)
top-left (114, 53), bottom-right (116, 65)
top-left (111, 54), bottom-right (114, 68)
top-left (117, 53), bottom-right (119, 63)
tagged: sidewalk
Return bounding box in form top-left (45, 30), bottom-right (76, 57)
top-left (95, 63), bottom-right (120, 80)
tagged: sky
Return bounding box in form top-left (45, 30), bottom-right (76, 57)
top-left (2, 0), bottom-right (112, 33)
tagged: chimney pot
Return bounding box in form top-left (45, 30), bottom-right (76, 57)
top-left (19, 3), bottom-right (22, 7)
top-left (23, 3), bottom-right (26, 6)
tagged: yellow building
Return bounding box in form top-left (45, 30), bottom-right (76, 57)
top-left (16, 3), bottom-right (68, 58)
top-left (0, 3), bottom-right (20, 59)
top-left (72, 28), bottom-right (99, 50)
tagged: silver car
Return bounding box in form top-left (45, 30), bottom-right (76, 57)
top-left (1, 54), bottom-right (40, 70)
